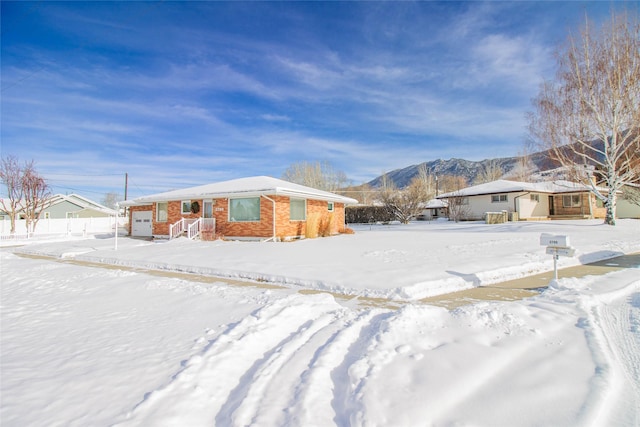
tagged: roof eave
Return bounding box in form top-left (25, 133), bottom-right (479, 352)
top-left (127, 188), bottom-right (358, 205)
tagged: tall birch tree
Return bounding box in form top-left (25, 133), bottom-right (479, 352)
top-left (528, 13), bottom-right (640, 225)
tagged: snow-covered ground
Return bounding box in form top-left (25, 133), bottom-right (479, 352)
top-left (1, 219), bottom-right (639, 426)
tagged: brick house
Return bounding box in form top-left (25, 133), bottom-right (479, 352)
top-left (122, 176), bottom-right (358, 240)
top-left (436, 179), bottom-right (622, 221)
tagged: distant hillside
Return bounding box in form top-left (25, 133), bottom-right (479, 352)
top-left (366, 150), bottom-right (559, 189)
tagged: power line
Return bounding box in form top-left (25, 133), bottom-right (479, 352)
top-left (50, 185), bottom-right (111, 196)
top-left (46, 172), bottom-right (124, 177)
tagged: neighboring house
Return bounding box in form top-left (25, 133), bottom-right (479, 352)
top-left (121, 176), bottom-right (358, 240)
top-left (417, 199), bottom-right (448, 220)
top-left (436, 179), bottom-right (640, 221)
top-left (1, 194), bottom-right (116, 220)
top-left (0, 205), bottom-right (12, 221)
top-left (618, 184), bottom-right (640, 219)
top-left (41, 194), bottom-right (117, 219)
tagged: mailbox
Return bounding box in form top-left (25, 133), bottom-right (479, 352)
top-left (540, 233), bottom-right (570, 247)
top-left (540, 233), bottom-right (575, 281)
top-left (545, 246), bottom-right (575, 257)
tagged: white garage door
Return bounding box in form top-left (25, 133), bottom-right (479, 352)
top-left (132, 211), bottom-right (153, 237)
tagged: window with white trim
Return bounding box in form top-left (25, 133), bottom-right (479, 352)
top-left (157, 202), bottom-right (168, 222)
top-left (562, 194), bottom-right (581, 208)
top-left (327, 201), bottom-right (334, 212)
top-left (290, 198), bottom-right (306, 221)
top-left (530, 194), bottom-right (540, 202)
top-left (229, 197), bottom-right (260, 222)
top-left (181, 200), bottom-right (191, 215)
top-left (491, 194), bottom-right (508, 203)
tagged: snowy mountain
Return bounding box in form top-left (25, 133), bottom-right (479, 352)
top-left (367, 151), bottom-right (558, 188)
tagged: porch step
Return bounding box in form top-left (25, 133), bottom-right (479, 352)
top-left (549, 215), bottom-right (592, 220)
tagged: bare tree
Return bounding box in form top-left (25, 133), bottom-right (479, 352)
top-left (0, 155), bottom-right (25, 234)
top-left (102, 192), bottom-right (122, 209)
top-left (0, 156), bottom-right (51, 234)
top-left (22, 161), bottom-right (52, 234)
top-left (415, 163), bottom-right (437, 197)
top-left (437, 175), bottom-right (468, 195)
top-left (528, 13), bottom-right (640, 225)
top-left (507, 144), bottom-right (537, 182)
top-left (377, 174), bottom-right (431, 224)
top-left (622, 185), bottom-right (640, 207)
top-left (473, 160), bottom-right (504, 185)
top-left (339, 183), bottom-right (374, 205)
top-left (446, 192), bottom-right (471, 223)
top-left (434, 175), bottom-right (470, 222)
top-left (282, 160), bottom-right (349, 192)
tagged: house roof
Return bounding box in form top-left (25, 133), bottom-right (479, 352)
top-left (121, 176), bottom-right (359, 206)
top-left (47, 194), bottom-right (118, 215)
top-left (420, 199), bottom-right (448, 209)
top-left (1, 193), bottom-right (117, 215)
top-left (436, 179), bottom-right (606, 199)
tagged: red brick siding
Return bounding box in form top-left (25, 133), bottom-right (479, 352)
top-left (270, 197), bottom-right (344, 238)
top-left (333, 203), bottom-right (346, 232)
top-left (127, 205), bottom-right (153, 234)
top-left (217, 197), bottom-right (274, 238)
top-left (150, 200), bottom-right (203, 235)
top-left (147, 195), bottom-right (347, 239)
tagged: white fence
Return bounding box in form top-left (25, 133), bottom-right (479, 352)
top-left (1, 217), bottom-right (126, 240)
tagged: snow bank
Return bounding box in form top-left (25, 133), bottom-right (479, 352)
top-left (14, 219), bottom-right (640, 299)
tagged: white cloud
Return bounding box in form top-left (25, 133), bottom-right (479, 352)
top-left (260, 114), bottom-right (291, 122)
top-left (470, 33), bottom-right (551, 91)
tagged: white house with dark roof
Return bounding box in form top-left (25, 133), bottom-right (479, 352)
top-left (435, 179), bottom-right (631, 221)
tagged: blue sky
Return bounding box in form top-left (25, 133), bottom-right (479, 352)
top-left (1, 1), bottom-right (632, 200)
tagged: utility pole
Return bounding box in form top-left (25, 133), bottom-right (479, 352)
top-left (124, 173), bottom-right (128, 200)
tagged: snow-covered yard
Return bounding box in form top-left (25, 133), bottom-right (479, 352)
top-left (1, 219), bottom-right (639, 426)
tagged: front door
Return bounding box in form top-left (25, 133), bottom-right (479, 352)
top-left (548, 196), bottom-right (555, 216)
top-left (203, 201), bottom-right (213, 218)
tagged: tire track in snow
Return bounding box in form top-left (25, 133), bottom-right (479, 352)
top-left (215, 310), bottom-right (346, 426)
top-left (602, 291), bottom-right (640, 401)
top-left (114, 293), bottom-right (345, 426)
top-left (283, 310), bottom-right (386, 427)
top-left (328, 311), bottom-right (398, 426)
top-left (578, 280), bottom-right (640, 427)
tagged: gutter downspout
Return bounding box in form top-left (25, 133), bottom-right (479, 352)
top-left (513, 192), bottom-right (530, 220)
top-left (261, 195), bottom-right (276, 242)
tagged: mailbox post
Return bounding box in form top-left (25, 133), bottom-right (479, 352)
top-left (115, 202), bottom-right (119, 251)
top-left (540, 233), bottom-right (575, 281)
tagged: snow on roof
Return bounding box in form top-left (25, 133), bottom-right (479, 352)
top-left (1, 194), bottom-right (117, 215)
top-left (46, 194), bottom-right (117, 215)
top-left (437, 179), bottom-right (604, 198)
top-left (122, 176), bottom-right (359, 206)
top-left (420, 199), bottom-right (448, 209)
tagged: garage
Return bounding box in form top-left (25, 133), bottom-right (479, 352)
top-left (131, 210), bottom-right (153, 237)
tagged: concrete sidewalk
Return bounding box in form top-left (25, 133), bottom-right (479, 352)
top-left (421, 252), bottom-right (640, 309)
